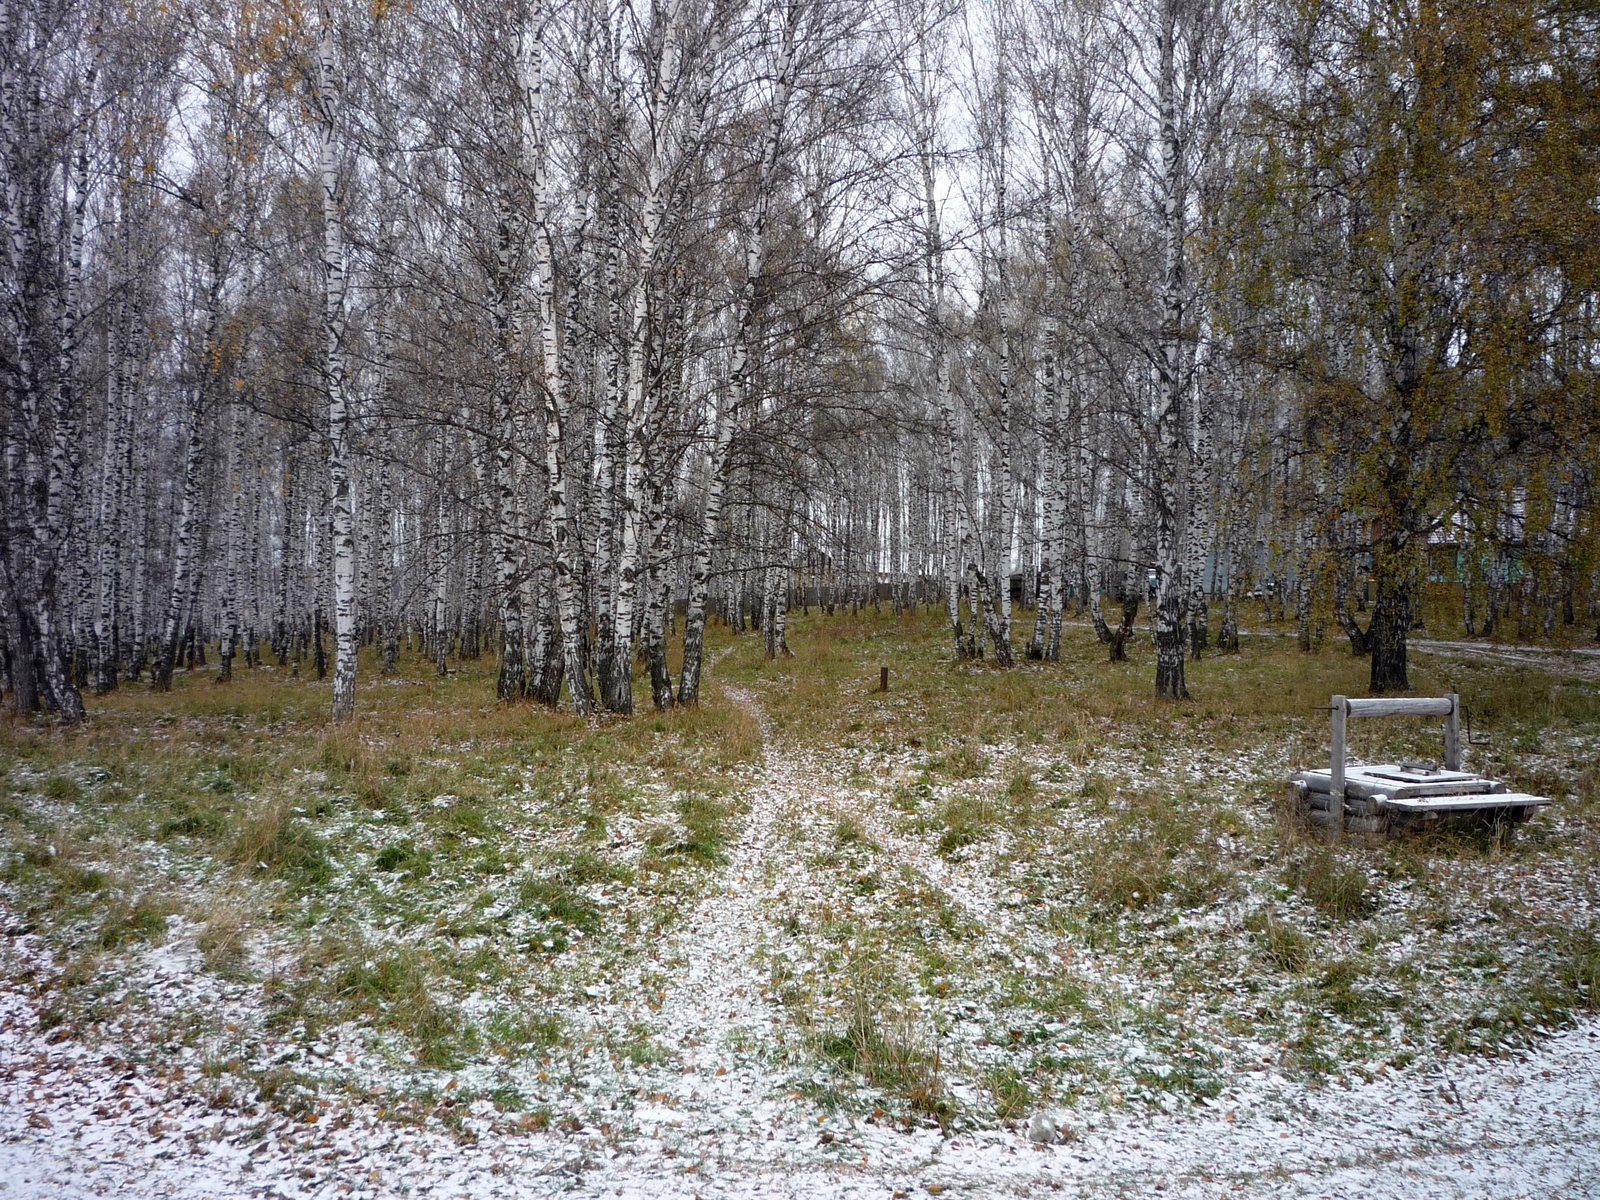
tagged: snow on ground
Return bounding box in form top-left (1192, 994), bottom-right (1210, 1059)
top-left (1403, 639), bottom-right (1600, 682)
top-left (3, 679), bottom-right (1598, 1199)
top-left (3, 918), bottom-right (1596, 1200)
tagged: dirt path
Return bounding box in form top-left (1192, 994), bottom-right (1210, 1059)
top-left (648, 690), bottom-right (787, 1072)
top-left (611, 683), bottom-right (806, 1160)
top-left (3, 679), bottom-right (1599, 1198)
top-left (1410, 638), bottom-right (1600, 681)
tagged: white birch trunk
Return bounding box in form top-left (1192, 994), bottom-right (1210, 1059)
top-left (990, 294), bottom-right (1015, 665)
top-left (154, 396), bottom-right (207, 691)
top-left (433, 434), bottom-right (451, 675)
top-left (519, 2), bottom-right (592, 714)
top-left (907, 15), bottom-right (967, 659)
top-left (21, 81), bottom-right (92, 720)
top-left (1151, 0), bottom-right (1189, 700)
top-left (218, 398), bottom-right (244, 681)
top-left (317, 4), bottom-right (359, 723)
top-left (641, 473), bottom-right (676, 709)
top-left (127, 405), bottom-right (149, 680)
top-left (376, 459), bottom-right (398, 673)
top-left (1030, 315), bottom-right (1062, 659)
top-left (372, 204), bottom-right (400, 675)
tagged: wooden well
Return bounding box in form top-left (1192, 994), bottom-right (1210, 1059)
top-left (1287, 694), bottom-right (1549, 837)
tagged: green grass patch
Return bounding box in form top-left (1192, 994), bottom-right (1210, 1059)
top-left (1293, 851), bottom-right (1374, 921)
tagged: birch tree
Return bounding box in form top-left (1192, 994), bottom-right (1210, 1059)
top-left (313, 2), bottom-right (360, 722)
top-left (679, 0), bottom-right (805, 705)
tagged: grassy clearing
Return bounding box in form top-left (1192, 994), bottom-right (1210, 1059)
top-left (725, 602), bottom-right (1600, 1123)
top-left (0, 634), bottom-right (757, 1122)
top-left (2, 600), bottom-right (1596, 1139)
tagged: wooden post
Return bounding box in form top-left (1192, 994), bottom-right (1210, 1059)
top-left (1330, 695), bottom-right (1347, 826)
top-left (880, 666), bottom-right (889, 693)
top-left (1444, 692), bottom-right (1461, 771)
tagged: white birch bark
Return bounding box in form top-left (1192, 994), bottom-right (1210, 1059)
top-left (373, 200), bottom-right (400, 675)
top-left (641, 472), bottom-right (676, 708)
top-left (770, 537), bottom-right (790, 655)
top-left (988, 231), bottom-right (1015, 663)
top-left (0, 0), bottom-right (42, 712)
top-left (245, 430), bottom-right (263, 665)
top-left (1030, 314), bottom-right (1062, 659)
top-left (1056, 356), bottom-right (1086, 645)
top-left (126, 391), bottom-right (150, 679)
top-left (218, 397), bottom-right (244, 681)
top-left (154, 392), bottom-right (207, 692)
top-left (433, 442), bottom-right (450, 675)
top-left (903, 6), bottom-right (969, 658)
top-left (1151, 0), bottom-right (1189, 700)
top-left (317, 2), bottom-right (359, 723)
top-left (463, 399), bottom-right (490, 659)
top-left (376, 458), bottom-right (398, 673)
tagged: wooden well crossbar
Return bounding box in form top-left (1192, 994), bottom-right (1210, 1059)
top-left (1328, 693), bottom-right (1460, 799)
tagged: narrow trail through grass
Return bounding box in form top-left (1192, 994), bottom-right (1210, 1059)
top-left (636, 682), bottom-right (790, 1109)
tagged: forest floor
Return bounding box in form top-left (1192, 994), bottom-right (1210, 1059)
top-left (1, 609), bottom-right (1598, 1198)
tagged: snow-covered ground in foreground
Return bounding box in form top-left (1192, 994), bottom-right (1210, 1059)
top-left (2, 953), bottom-right (1597, 1200)
top-left (4, 674), bottom-right (1598, 1200)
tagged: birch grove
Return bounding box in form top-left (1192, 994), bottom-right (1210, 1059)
top-left (2, 0), bottom-right (1597, 723)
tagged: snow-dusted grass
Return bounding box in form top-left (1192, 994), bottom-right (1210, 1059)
top-left (1, 607), bottom-right (1597, 1197)
top-left (1, 638), bottom-right (761, 1125)
top-left (721, 607), bottom-right (1600, 1122)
